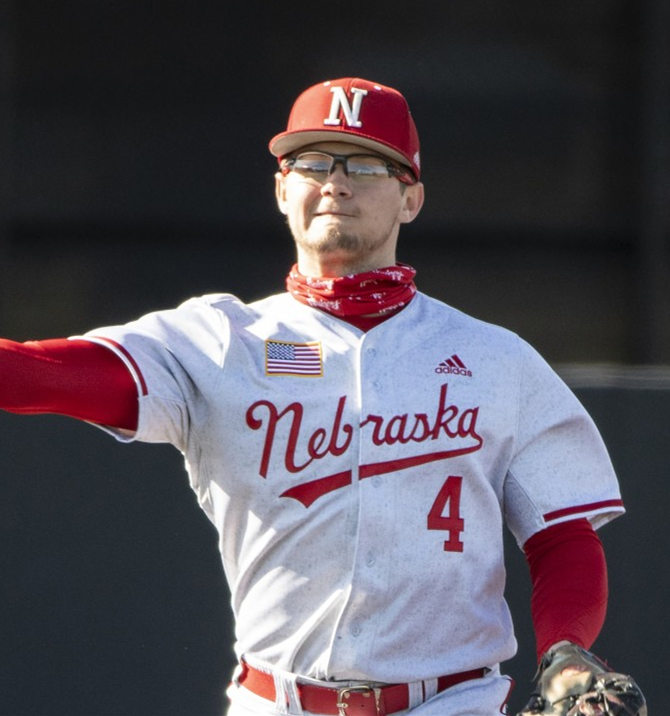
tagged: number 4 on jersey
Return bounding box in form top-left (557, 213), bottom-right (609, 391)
top-left (427, 476), bottom-right (465, 552)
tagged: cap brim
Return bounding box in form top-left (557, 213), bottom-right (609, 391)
top-left (269, 129), bottom-right (413, 172)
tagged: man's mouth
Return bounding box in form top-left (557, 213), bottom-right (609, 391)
top-left (314, 210), bottom-right (353, 218)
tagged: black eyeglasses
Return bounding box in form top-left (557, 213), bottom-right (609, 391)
top-left (280, 151), bottom-right (416, 185)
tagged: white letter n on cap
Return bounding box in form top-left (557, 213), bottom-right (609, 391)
top-left (323, 86), bottom-right (368, 127)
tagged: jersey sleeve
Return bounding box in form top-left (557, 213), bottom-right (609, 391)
top-left (80, 296), bottom-right (228, 450)
top-left (503, 340), bottom-right (624, 547)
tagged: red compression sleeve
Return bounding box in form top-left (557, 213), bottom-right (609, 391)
top-left (523, 518), bottom-right (608, 662)
top-left (0, 338), bottom-right (138, 431)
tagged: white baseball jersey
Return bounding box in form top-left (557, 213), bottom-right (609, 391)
top-left (80, 290), bottom-right (623, 686)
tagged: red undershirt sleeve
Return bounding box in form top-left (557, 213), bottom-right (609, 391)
top-left (523, 517), bottom-right (608, 662)
top-left (0, 337), bottom-right (139, 431)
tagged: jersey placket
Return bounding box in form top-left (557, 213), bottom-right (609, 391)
top-left (325, 329), bottom-right (394, 676)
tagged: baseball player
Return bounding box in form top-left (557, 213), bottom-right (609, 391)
top-left (0, 78), bottom-right (646, 715)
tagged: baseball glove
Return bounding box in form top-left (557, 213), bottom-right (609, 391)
top-left (516, 642), bottom-right (647, 715)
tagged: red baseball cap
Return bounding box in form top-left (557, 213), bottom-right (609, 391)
top-left (269, 77), bottom-right (421, 180)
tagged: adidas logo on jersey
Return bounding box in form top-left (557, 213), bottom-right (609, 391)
top-left (435, 354), bottom-right (472, 377)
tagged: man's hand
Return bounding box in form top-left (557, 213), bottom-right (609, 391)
top-left (516, 642), bottom-right (647, 715)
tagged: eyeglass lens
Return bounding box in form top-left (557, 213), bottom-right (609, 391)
top-left (292, 152), bottom-right (391, 180)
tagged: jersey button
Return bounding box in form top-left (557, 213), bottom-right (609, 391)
top-left (366, 552), bottom-right (376, 567)
top-left (350, 622), bottom-right (362, 637)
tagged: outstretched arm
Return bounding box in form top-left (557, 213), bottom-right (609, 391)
top-left (0, 338), bottom-right (138, 431)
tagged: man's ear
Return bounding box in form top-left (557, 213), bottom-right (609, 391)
top-left (275, 172), bottom-right (288, 215)
top-left (399, 181), bottom-right (425, 224)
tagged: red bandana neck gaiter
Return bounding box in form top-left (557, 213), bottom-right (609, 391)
top-left (286, 263), bottom-right (417, 318)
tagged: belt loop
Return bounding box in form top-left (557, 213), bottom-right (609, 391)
top-left (406, 681), bottom-right (424, 710)
top-left (272, 670), bottom-right (303, 715)
top-left (422, 677), bottom-right (438, 702)
top-left (231, 661), bottom-right (245, 688)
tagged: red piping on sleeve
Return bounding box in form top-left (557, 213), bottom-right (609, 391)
top-left (543, 499), bottom-right (623, 522)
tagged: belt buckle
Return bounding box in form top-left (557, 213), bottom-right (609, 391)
top-left (336, 685), bottom-right (383, 716)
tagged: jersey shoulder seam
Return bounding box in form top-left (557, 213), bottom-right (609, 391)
top-left (416, 292), bottom-right (521, 337)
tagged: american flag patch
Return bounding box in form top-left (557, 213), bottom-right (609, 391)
top-left (265, 340), bottom-right (323, 377)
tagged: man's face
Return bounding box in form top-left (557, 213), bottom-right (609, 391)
top-left (275, 141), bottom-right (424, 275)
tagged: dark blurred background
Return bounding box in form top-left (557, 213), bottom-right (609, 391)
top-left (0, 1), bottom-right (668, 714)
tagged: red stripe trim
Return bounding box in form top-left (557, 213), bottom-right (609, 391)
top-left (543, 498), bottom-right (624, 522)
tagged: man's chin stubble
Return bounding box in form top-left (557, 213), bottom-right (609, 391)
top-left (299, 228), bottom-right (363, 254)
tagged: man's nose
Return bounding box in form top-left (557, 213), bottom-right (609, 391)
top-left (320, 165), bottom-right (353, 196)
